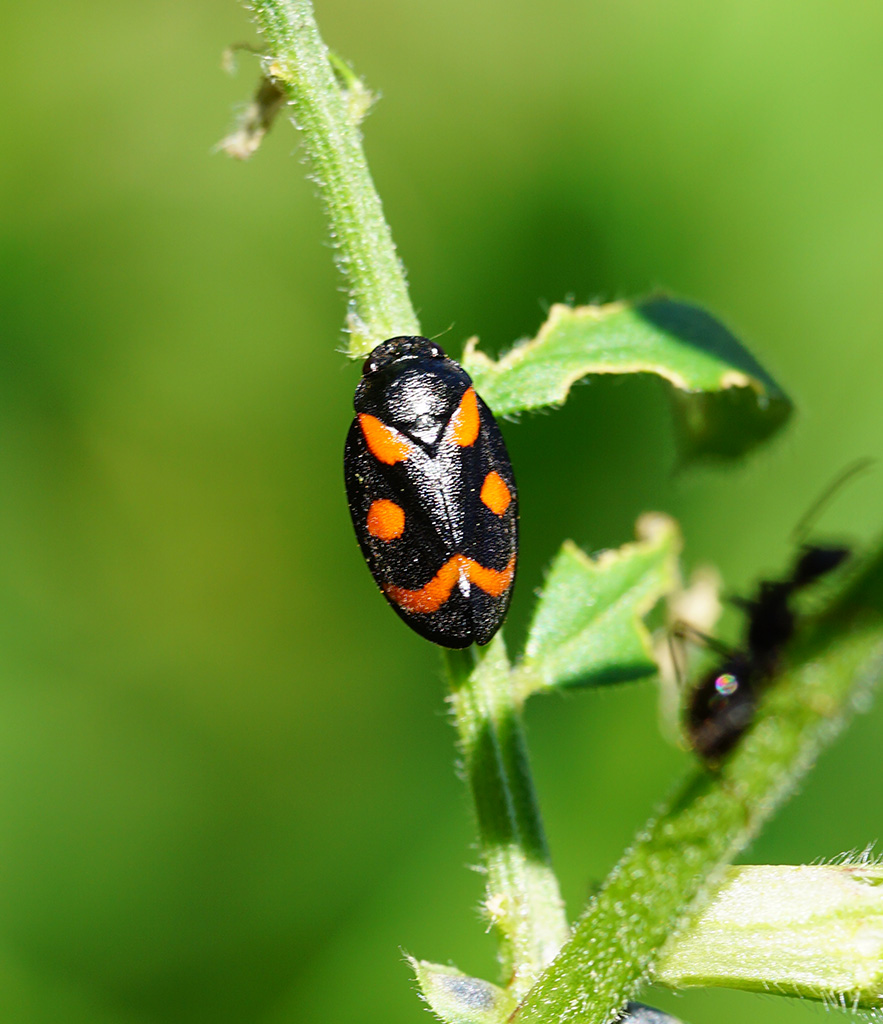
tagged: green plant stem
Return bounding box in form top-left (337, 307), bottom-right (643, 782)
top-left (445, 642), bottom-right (570, 1000)
top-left (244, 0), bottom-right (420, 354)
top-left (513, 612), bottom-right (883, 1024)
top-left (242, 0), bottom-right (569, 995)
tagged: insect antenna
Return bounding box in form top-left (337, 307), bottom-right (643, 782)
top-left (790, 457), bottom-right (874, 547)
top-left (672, 620), bottom-right (736, 661)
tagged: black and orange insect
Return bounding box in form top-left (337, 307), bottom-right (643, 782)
top-left (681, 461), bottom-right (869, 762)
top-left (344, 336), bottom-right (518, 649)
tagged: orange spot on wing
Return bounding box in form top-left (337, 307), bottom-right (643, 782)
top-left (480, 471), bottom-right (512, 515)
top-left (448, 387), bottom-right (480, 447)
top-left (385, 552), bottom-right (516, 614)
top-left (385, 557), bottom-right (462, 614)
top-left (464, 553), bottom-right (516, 597)
top-left (359, 414), bottom-right (411, 464)
top-left (366, 499), bottom-right (405, 541)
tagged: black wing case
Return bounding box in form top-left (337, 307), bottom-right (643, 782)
top-left (344, 420), bottom-right (479, 648)
top-left (457, 395), bottom-right (518, 646)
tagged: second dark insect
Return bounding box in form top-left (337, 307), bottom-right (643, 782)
top-left (684, 541), bottom-right (851, 762)
top-left (682, 461), bottom-right (871, 762)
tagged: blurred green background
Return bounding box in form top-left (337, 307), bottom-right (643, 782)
top-left (1, 1), bottom-right (882, 1022)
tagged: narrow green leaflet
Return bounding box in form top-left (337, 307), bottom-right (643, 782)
top-left (462, 297), bottom-right (791, 460)
top-left (655, 864), bottom-right (883, 1008)
top-left (516, 514), bottom-right (680, 696)
top-left (410, 959), bottom-right (516, 1024)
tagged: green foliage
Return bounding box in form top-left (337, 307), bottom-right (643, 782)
top-left (463, 298), bottom-right (791, 460)
top-left (410, 960), bottom-right (517, 1024)
top-left (517, 514), bottom-right (680, 696)
top-left (656, 864), bottom-right (883, 1009)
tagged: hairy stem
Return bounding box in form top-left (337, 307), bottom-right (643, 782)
top-left (244, 0), bottom-right (420, 353)
top-left (445, 642), bottom-right (570, 999)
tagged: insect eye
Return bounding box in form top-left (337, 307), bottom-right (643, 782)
top-left (429, 345), bottom-right (442, 358)
top-left (362, 356), bottom-right (379, 374)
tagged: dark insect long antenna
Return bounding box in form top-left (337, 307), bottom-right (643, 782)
top-left (790, 457), bottom-right (874, 546)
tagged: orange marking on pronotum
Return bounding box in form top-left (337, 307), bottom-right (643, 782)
top-left (448, 387), bottom-right (480, 447)
top-left (480, 471), bottom-right (512, 515)
top-left (359, 414), bottom-right (411, 464)
top-left (385, 553), bottom-right (516, 614)
top-left (366, 499), bottom-right (405, 541)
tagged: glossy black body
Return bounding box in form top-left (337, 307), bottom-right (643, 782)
top-left (344, 337), bottom-right (518, 648)
top-left (687, 542), bottom-right (851, 762)
top-left (686, 654), bottom-right (758, 761)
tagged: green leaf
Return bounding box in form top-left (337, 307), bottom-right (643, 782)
top-left (655, 864), bottom-right (883, 1009)
top-left (410, 959), bottom-right (516, 1024)
top-left (462, 297), bottom-right (791, 460)
top-left (516, 513), bottom-right (680, 697)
